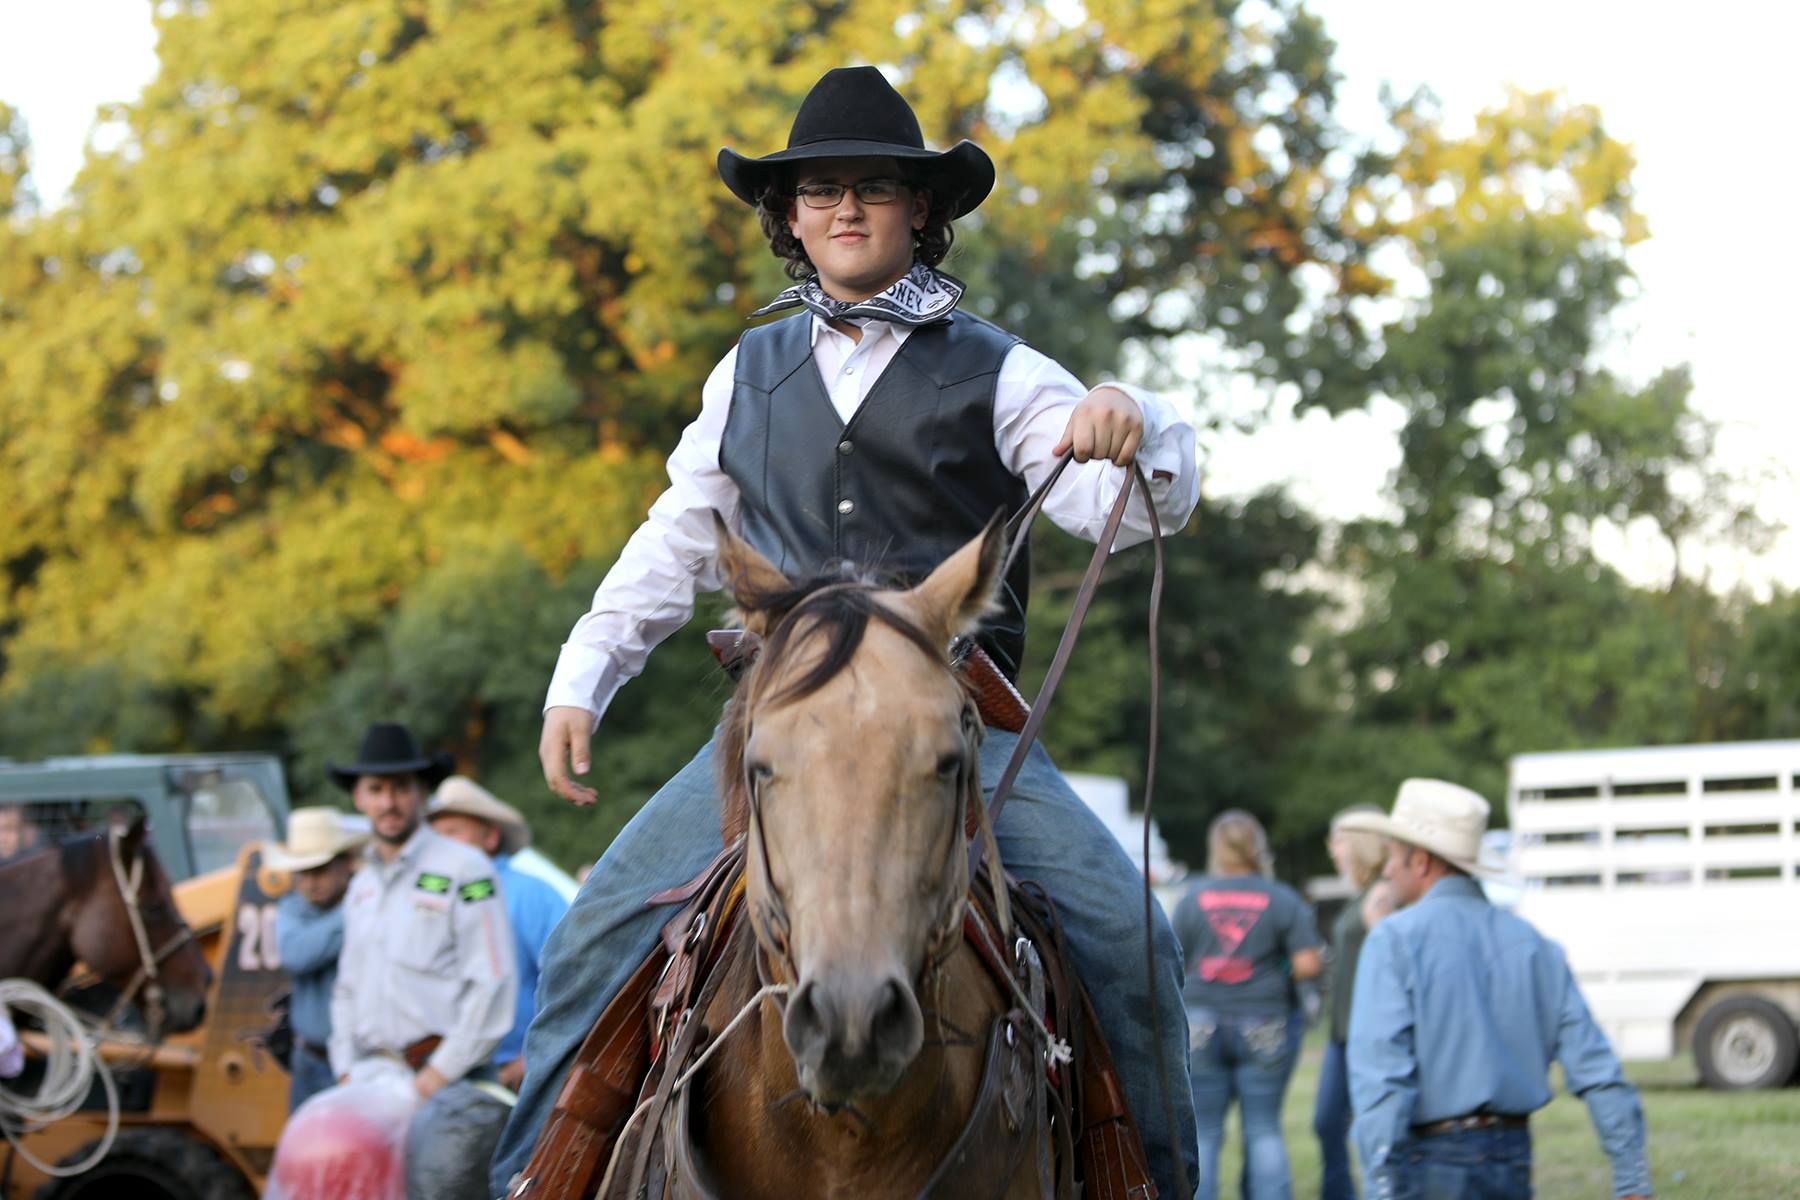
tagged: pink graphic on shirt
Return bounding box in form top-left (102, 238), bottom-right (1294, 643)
top-left (1197, 890), bottom-right (1270, 984)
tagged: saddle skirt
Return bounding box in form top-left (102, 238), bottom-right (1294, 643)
top-left (508, 840), bottom-right (1158, 1200)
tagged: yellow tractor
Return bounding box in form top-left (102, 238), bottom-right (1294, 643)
top-left (3, 756), bottom-right (296, 1199)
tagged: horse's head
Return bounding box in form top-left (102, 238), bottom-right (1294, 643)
top-left (67, 816), bottom-right (213, 1033)
top-left (716, 514), bottom-right (1005, 1105)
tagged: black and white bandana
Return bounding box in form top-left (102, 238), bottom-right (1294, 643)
top-left (748, 263), bottom-right (966, 327)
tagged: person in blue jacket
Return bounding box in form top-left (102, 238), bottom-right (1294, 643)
top-left (428, 776), bottom-right (570, 1091)
top-left (266, 807), bottom-right (365, 1111)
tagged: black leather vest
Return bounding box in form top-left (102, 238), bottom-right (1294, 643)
top-left (721, 310), bottom-right (1031, 677)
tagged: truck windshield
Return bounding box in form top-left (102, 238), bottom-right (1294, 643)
top-left (168, 765), bottom-right (279, 875)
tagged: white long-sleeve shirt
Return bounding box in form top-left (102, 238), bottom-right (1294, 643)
top-left (328, 825), bottom-right (515, 1083)
top-left (546, 314), bottom-right (1201, 726)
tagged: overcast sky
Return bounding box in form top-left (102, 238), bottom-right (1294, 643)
top-left (3, 0), bottom-right (1795, 591)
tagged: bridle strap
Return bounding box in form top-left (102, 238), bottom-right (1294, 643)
top-left (102, 825), bottom-right (191, 1039)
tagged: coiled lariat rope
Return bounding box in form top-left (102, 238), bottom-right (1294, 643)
top-left (0, 978), bottom-right (123, 1178)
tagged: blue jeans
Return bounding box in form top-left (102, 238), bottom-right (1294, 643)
top-left (1388, 1126), bottom-right (1531, 1199)
top-left (288, 1044), bottom-right (336, 1113)
top-left (1312, 1038), bottom-right (1356, 1200)
top-left (1188, 1007), bottom-right (1303, 1200)
top-left (491, 731), bottom-right (1198, 1197)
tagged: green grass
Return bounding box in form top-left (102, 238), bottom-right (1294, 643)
top-left (1208, 1031), bottom-right (1800, 1197)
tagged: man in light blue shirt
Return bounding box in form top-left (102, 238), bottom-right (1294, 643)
top-left (1341, 779), bottom-right (1651, 1200)
top-left (267, 807), bottom-right (366, 1111)
top-left (429, 776), bottom-right (570, 1090)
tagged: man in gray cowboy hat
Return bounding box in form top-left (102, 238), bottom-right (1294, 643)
top-left (498, 64), bottom-right (1202, 1195)
top-left (320, 722), bottom-right (517, 1200)
top-left (428, 776), bottom-right (570, 1091)
top-left (265, 806), bottom-right (367, 1110)
top-left (1340, 780), bottom-right (1652, 1200)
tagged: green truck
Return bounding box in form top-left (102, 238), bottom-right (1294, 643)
top-left (0, 753), bottom-right (291, 882)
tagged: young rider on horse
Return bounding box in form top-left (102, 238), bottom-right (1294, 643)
top-left (493, 66), bottom-right (1203, 1197)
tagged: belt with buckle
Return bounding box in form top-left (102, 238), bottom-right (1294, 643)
top-left (1410, 1112), bottom-right (1529, 1138)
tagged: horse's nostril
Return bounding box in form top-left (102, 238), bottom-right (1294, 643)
top-left (869, 976), bottom-right (922, 1063)
top-left (783, 979), bottom-right (832, 1060)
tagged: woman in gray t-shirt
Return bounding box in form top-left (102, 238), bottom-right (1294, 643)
top-left (1172, 810), bottom-right (1323, 1200)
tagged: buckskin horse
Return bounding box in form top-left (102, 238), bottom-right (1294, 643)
top-left (568, 515), bottom-right (1141, 1200)
top-left (0, 815), bottom-right (212, 1035)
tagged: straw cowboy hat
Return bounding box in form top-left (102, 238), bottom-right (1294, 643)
top-left (717, 66), bottom-right (995, 218)
top-left (1334, 778), bottom-right (1502, 878)
top-left (263, 807), bottom-right (368, 873)
top-left (327, 722), bottom-right (453, 791)
top-left (428, 776), bottom-right (531, 857)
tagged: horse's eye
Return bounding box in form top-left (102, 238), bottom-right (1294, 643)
top-left (935, 753), bottom-right (963, 780)
top-left (749, 762), bottom-right (774, 786)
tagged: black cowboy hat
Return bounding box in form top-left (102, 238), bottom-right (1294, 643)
top-left (327, 722), bottom-right (453, 791)
top-left (717, 66), bottom-right (995, 219)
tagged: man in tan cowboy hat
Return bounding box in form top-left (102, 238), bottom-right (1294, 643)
top-left (266, 806), bottom-right (366, 1111)
top-left (501, 63), bottom-right (1203, 1196)
top-left (1340, 780), bottom-right (1651, 1200)
top-left (428, 777), bottom-right (570, 1090)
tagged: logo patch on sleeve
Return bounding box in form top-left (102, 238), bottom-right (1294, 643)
top-left (415, 872), bottom-right (452, 894)
top-left (458, 878), bottom-right (497, 903)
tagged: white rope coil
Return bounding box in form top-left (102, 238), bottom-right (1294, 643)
top-left (0, 977), bottom-right (121, 1178)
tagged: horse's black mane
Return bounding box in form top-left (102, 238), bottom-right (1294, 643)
top-left (738, 568), bottom-right (944, 711)
top-left (59, 829), bottom-right (105, 893)
top-left (717, 568), bottom-right (949, 822)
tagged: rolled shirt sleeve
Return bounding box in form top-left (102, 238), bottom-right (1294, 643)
top-left (425, 869), bottom-right (518, 1084)
top-left (991, 346), bottom-right (1200, 549)
top-left (1347, 922), bottom-right (1419, 1198)
top-left (1550, 947), bottom-right (1653, 1197)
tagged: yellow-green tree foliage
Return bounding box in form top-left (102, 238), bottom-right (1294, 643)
top-left (1, 2), bottom-right (1355, 838)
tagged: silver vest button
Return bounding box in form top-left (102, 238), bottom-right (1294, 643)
top-left (837, 440), bottom-right (853, 455)
top-left (837, 498), bottom-right (855, 515)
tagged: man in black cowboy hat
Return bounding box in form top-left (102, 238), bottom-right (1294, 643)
top-left (306, 723), bottom-right (516, 1200)
top-left (497, 66), bottom-right (1201, 1194)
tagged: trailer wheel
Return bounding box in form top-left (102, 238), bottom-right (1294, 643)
top-left (1693, 994), bottom-right (1799, 1090)
top-left (34, 1127), bottom-right (255, 1200)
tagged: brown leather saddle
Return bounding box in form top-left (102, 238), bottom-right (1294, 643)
top-left (509, 841), bottom-right (1157, 1200)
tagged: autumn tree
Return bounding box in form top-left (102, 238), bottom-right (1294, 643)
top-left (1272, 90), bottom-right (1764, 849)
top-left (0, 1), bottom-right (1366, 864)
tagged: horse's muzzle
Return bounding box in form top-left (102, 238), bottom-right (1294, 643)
top-left (162, 986), bottom-right (209, 1033)
top-left (782, 969), bottom-right (923, 1103)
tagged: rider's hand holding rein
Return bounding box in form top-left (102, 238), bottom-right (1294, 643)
top-left (1054, 385), bottom-right (1144, 466)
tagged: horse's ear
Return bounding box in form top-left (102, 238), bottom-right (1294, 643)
top-left (907, 510), bottom-right (1007, 641)
top-left (117, 811), bottom-right (149, 865)
top-left (714, 511), bottom-right (792, 635)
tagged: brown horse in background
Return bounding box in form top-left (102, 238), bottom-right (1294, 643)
top-left (646, 517), bottom-right (1061, 1199)
top-left (0, 816), bottom-right (212, 1034)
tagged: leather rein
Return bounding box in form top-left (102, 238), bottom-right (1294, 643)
top-left (976, 452), bottom-right (1187, 1200)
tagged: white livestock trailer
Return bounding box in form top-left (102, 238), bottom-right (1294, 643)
top-left (1507, 740), bottom-right (1800, 1089)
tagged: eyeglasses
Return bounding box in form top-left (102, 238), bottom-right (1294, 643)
top-left (794, 178), bottom-right (909, 208)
